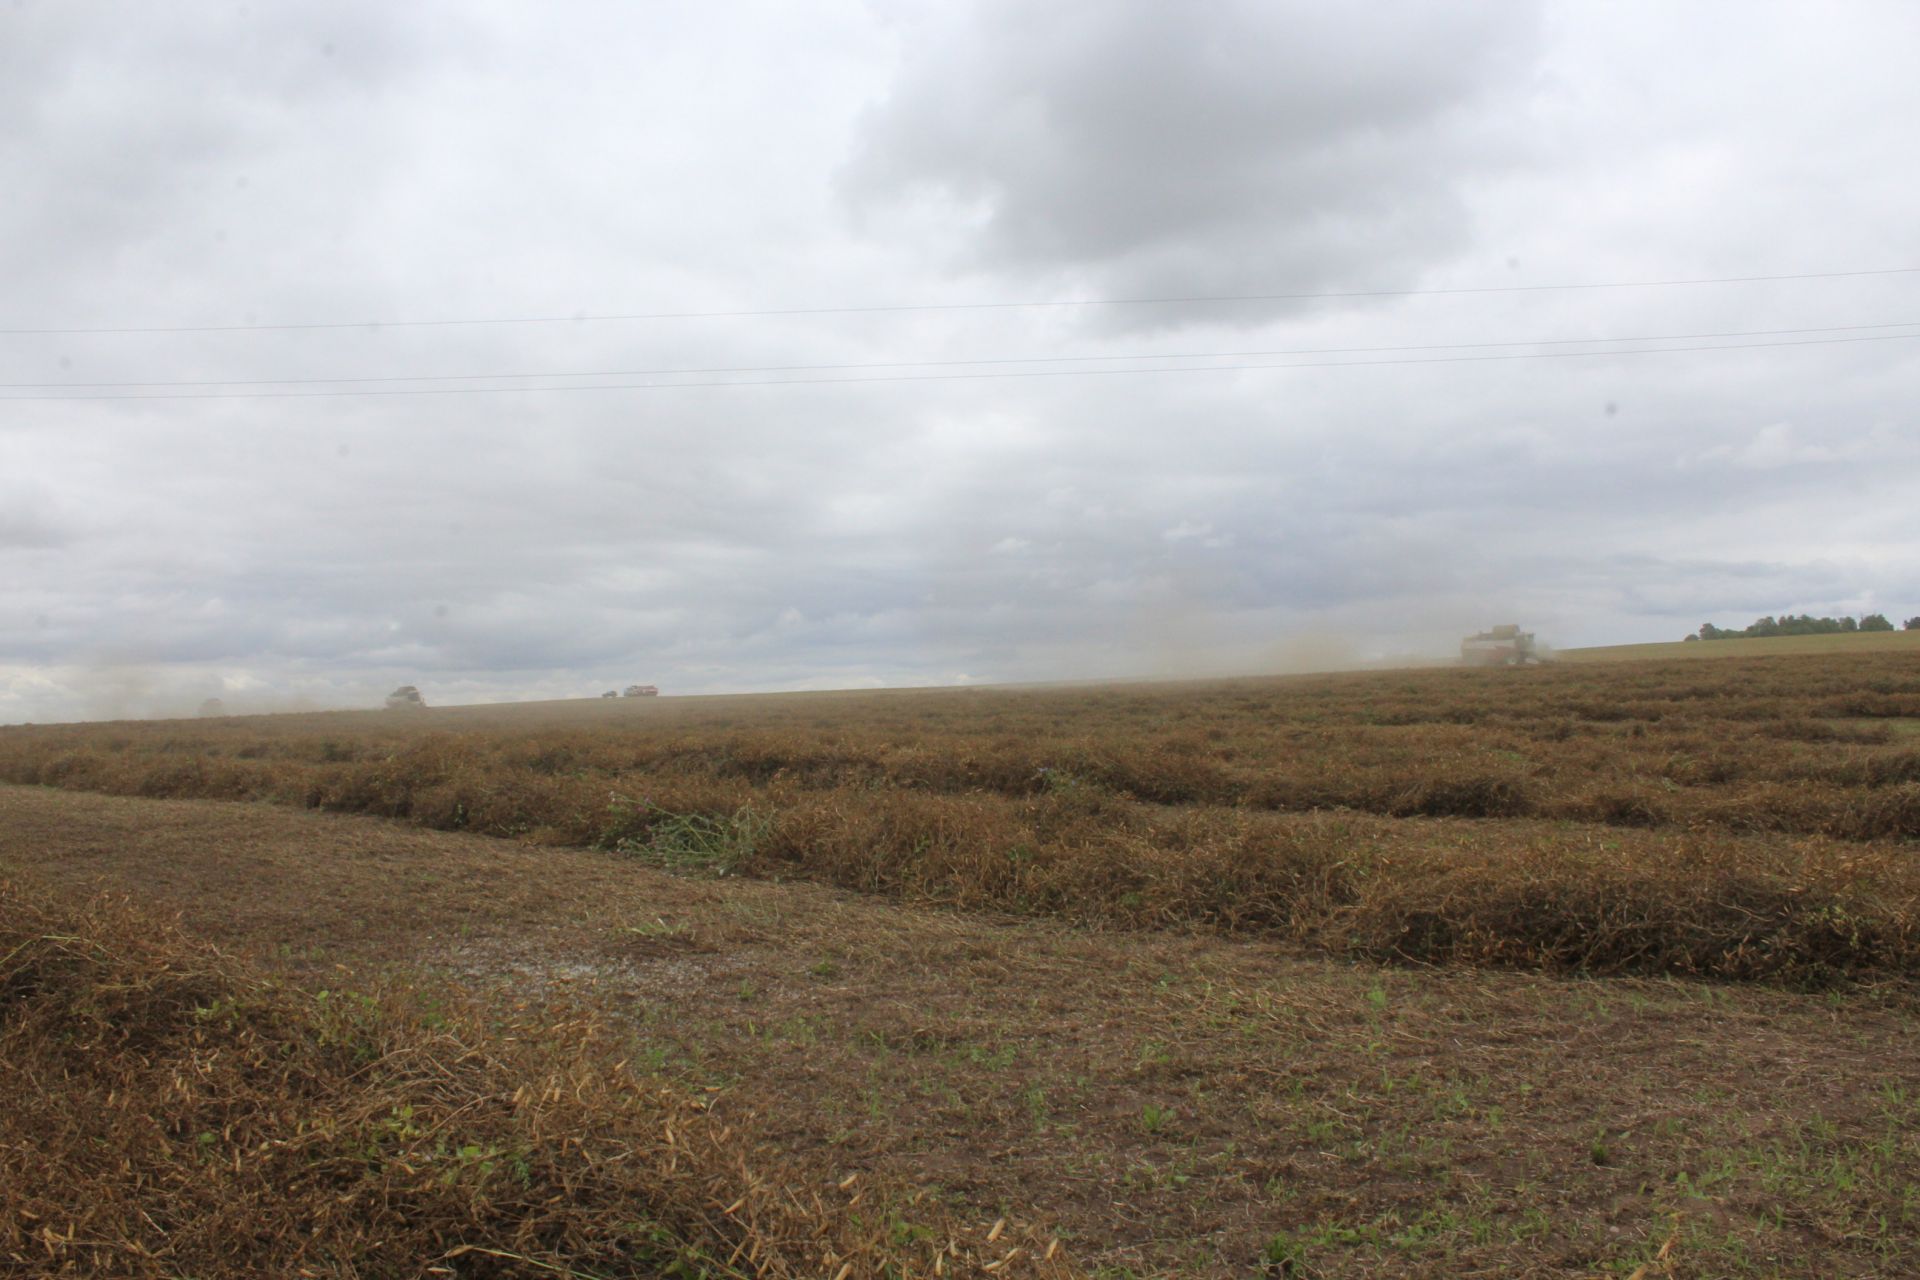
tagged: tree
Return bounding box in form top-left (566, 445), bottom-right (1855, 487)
top-left (1698, 612), bottom-right (1905, 640)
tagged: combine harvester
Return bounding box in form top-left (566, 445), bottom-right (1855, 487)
top-left (1460, 625), bottom-right (1542, 667)
top-left (384, 685), bottom-right (427, 710)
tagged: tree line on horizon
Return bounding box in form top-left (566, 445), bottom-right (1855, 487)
top-left (1688, 613), bottom-right (1920, 641)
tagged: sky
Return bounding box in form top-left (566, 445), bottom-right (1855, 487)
top-left (3, 0), bottom-right (1918, 721)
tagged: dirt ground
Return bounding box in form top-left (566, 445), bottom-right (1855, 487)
top-left (4, 784), bottom-right (1916, 1277)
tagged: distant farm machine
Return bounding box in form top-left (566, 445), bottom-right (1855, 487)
top-left (1460, 625), bottom-right (1540, 667)
top-left (384, 685), bottom-right (427, 710)
top-left (622, 684), bottom-right (660, 698)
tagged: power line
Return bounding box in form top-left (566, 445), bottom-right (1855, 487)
top-left (3, 266), bottom-right (1916, 337)
top-left (5, 330), bottom-right (1916, 402)
top-left (5, 319), bottom-right (1917, 391)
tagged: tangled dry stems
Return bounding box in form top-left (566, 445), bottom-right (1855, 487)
top-left (3, 653), bottom-right (1917, 984)
top-left (0, 882), bottom-right (1071, 1279)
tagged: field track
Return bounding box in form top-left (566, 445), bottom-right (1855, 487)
top-left (4, 783), bottom-right (1919, 1277)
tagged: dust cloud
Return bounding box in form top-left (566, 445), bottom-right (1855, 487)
top-left (30, 662), bottom-right (350, 724)
top-left (1124, 592), bottom-right (1480, 682)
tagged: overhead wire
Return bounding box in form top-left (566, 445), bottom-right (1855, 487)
top-left (5, 319), bottom-right (1918, 391)
top-left (1, 266), bottom-right (1916, 337)
top-left (4, 329), bottom-right (1917, 401)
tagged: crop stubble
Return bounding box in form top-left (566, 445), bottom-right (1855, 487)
top-left (3, 650), bottom-right (1919, 1276)
top-left (4, 651), bottom-right (1917, 984)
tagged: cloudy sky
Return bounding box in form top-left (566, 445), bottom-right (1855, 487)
top-left (4, 1), bottom-right (1918, 721)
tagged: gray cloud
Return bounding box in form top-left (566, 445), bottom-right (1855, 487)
top-left (0, 487), bottom-right (73, 551)
top-left (846, 1), bottom-right (1542, 327)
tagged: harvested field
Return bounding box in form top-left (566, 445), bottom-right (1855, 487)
top-left (4, 651), bottom-right (1919, 983)
top-left (3, 786), bottom-right (1918, 1278)
top-left (2, 651), bottom-right (1918, 1276)
top-left (0, 875), bottom-right (1064, 1280)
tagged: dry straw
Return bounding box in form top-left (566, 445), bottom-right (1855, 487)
top-left (0, 881), bottom-right (1076, 1279)
top-left (3, 652), bottom-right (1917, 985)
